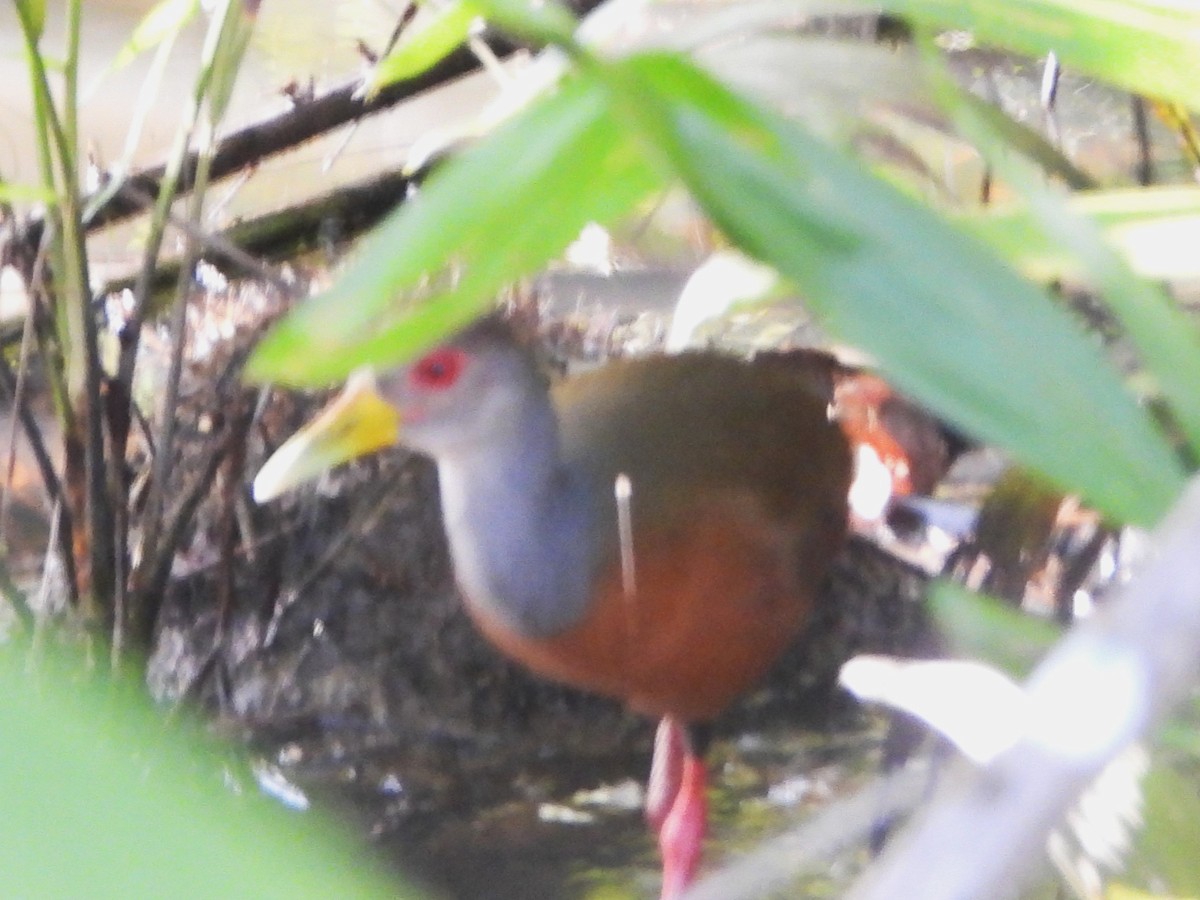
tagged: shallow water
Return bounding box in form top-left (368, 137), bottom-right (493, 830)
top-left (265, 712), bottom-right (893, 899)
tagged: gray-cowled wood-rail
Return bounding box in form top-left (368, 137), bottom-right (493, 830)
top-left (253, 316), bottom-right (853, 897)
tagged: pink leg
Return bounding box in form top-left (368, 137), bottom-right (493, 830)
top-left (646, 717), bottom-right (709, 899)
top-left (646, 716), bottom-right (684, 832)
top-left (659, 751), bottom-right (708, 898)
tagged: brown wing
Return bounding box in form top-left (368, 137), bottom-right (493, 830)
top-left (473, 354), bottom-right (851, 720)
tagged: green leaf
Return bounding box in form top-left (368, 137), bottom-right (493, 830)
top-left (15, 0), bottom-right (46, 40)
top-left (879, 0), bottom-right (1200, 111)
top-left (199, 0), bottom-right (256, 125)
top-left (112, 0), bottom-right (201, 70)
top-left (707, 33), bottom-right (1094, 196)
top-left (963, 186), bottom-right (1200, 282)
top-left (367, 0), bottom-right (579, 96)
top-left (0, 647), bottom-right (408, 899)
top-left (929, 581), bottom-right (1059, 678)
top-left (611, 51), bottom-right (1185, 525)
top-left (367, 0), bottom-right (482, 93)
top-left (470, 0), bottom-right (579, 47)
top-left (1133, 763), bottom-right (1200, 895)
top-left (0, 181), bottom-right (59, 205)
top-left (247, 72), bottom-right (660, 385)
top-left (925, 58), bottom-right (1200, 458)
top-left (944, 87), bottom-right (1096, 191)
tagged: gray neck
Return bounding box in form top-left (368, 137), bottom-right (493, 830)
top-left (436, 403), bottom-right (596, 638)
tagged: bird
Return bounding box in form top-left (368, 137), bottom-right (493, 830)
top-left (253, 315), bottom-right (853, 897)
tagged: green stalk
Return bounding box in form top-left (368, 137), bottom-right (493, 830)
top-left (128, 0), bottom-right (255, 649)
top-left (13, 0), bottom-right (113, 619)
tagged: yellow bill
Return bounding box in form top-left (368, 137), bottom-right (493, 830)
top-left (253, 371), bottom-right (401, 503)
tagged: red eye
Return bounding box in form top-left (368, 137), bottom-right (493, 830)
top-left (411, 347), bottom-right (466, 390)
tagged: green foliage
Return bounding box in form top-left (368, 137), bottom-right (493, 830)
top-left (879, 0), bottom-right (1200, 109)
top-left (248, 0), bottom-right (1195, 526)
top-left (14, 0), bottom-right (46, 40)
top-left (473, 0), bottom-right (579, 46)
top-left (196, 0), bottom-right (255, 124)
top-left (367, 0), bottom-right (580, 95)
top-left (110, 0), bottom-right (202, 70)
top-left (924, 55), bottom-right (1200, 463)
top-left (246, 71), bottom-right (661, 384)
top-left (611, 51), bottom-right (1185, 525)
top-left (1135, 763), bottom-right (1200, 895)
top-left (368, 0), bottom-right (482, 92)
top-left (962, 186), bottom-right (1200, 282)
top-left (929, 581), bottom-right (1060, 678)
top-left (10, 0), bottom-right (1200, 896)
top-left (0, 646), bottom-right (408, 899)
top-left (0, 180), bottom-right (58, 204)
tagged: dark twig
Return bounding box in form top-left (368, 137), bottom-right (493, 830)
top-left (1131, 96), bottom-right (1155, 187)
top-left (216, 393), bottom-right (254, 630)
top-left (97, 168), bottom-right (414, 299)
top-left (128, 334), bottom-right (261, 645)
top-left (35, 40), bottom-right (518, 246)
top-left (130, 431), bottom-right (230, 648)
top-left (0, 354), bottom-right (76, 603)
top-left (383, 3), bottom-right (419, 58)
top-left (0, 246), bottom-right (48, 540)
top-left (114, 181), bottom-right (293, 292)
top-left (1052, 526), bottom-right (1112, 626)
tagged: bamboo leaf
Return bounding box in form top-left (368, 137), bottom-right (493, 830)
top-left (926, 59), bottom-right (1200, 457)
top-left (963, 187), bottom-right (1200, 282)
top-left (470, 0), bottom-right (578, 47)
top-left (0, 648), bottom-right (406, 898)
top-left (199, 0), bottom-right (256, 125)
top-left (15, 0), bottom-right (46, 40)
top-left (247, 72), bottom-right (660, 385)
top-left (611, 51), bottom-right (1185, 525)
top-left (0, 181), bottom-right (59, 205)
top-left (111, 0), bottom-right (201, 70)
top-left (929, 581), bottom-right (1059, 678)
top-left (1133, 764), bottom-right (1200, 895)
top-left (880, 0), bottom-right (1200, 111)
top-left (367, 0), bottom-right (481, 93)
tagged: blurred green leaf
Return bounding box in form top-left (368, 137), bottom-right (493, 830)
top-left (247, 73), bottom-right (660, 385)
top-left (1157, 698), bottom-right (1200, 759)
top-left (927, 59), bottom-right (1200, 458)
top-left (964, 186), bottom-right (1200, 282)
top-left (368, 1), bottom-right (480, 93)
top-left (15, 0), bottom-right (46, 40)
top-left (610, 51), bottom-right (1185, 525)
top-left (198, 0), bottom-right (256, 125)
top-left (929, 581), bottom-right (1059, 677)
top-left (0, 647), bottom-right (408, 899)
top-left (1133, 763), bottom-right (1200, 894)
top-left (701, 34), bottom-right (1093, 194)
top-left (946, 88), bottom-right (1096, 191)
top-left (0, 181), bottom-right (59, 204)
top-left (471, 0), bottom-right (579, 47)
top-left (880, 0), bottom-right (1200, 111)
top-left (112, 0), bottom-right (201, 70)
top-left (367, 0), bottom-right (580, 96)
